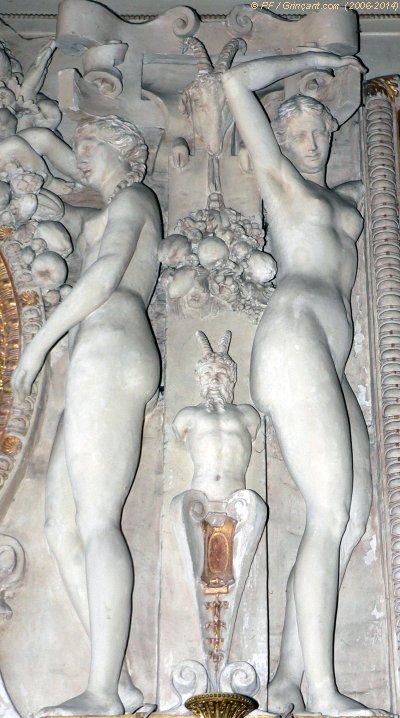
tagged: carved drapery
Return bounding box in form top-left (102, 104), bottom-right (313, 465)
top-left (364, 75), bottom-right (400, 705)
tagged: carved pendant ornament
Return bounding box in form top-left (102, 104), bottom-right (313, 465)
top-left (160, 36), bottom-right (276, 322)
top-left (171, 331), bottom-right (266, 693)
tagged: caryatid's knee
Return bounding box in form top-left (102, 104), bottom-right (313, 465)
top-left (344, 509), bottom-right (370, 549)
top-left (75, 508), bottom-right (120, 547)
top-left (44, 514), bottom-right (79, 559)
top-left (308, 504), bottom-right (350, 543)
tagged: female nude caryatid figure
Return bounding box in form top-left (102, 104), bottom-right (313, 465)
top-left (12, 116), bottom-right (162, 717)
top-left (223, 54), bottom-right (377, 716)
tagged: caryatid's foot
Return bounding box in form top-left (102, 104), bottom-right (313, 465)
top-left (306, 689), bottom-right (389, 716)
top-left (31, 689), bottom-right (124, 717)
top-left (118, 664), bottom-right (144, 714)
top-left (118, 682), bottom-right (143, 714)
top-left (267, 677), bottom-right (306, 714)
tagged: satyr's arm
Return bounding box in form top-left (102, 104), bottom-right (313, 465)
top-left (12, 186), bottom-right (152, 400)
top-left (173, 407), bottom-right (194, 441)
top-left (222, 52), bottom-right (365, 192)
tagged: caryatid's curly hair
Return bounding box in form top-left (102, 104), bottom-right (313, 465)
top-left (272, 95), bottom-right (338, 146)
top-left (74, 115), bottom-right (148, 192)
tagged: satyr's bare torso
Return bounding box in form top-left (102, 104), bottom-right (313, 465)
top-left (177, 404), bottom-right (255, 485)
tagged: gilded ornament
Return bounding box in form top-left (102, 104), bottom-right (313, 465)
top-left (185, 692), bottom-right (257, 718)
top-left (366, 76), bottom-right (399, 101)
top-left (19, 290), bottom-right (39, 306)
top-left (1, 436), bottom-right (22, 454)
top-left (205, 597), bottom-right (229, 666)
top-left (201, 517), bottom-right (236, 593)
top-left (0, 251), bottom-right (21, 447)
top-left (0, 226), bottom-right (12, 240)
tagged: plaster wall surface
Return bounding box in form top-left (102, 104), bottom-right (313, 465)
top-left (0, 3), bottom-right (397, 717)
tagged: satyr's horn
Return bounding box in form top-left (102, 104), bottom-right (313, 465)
top-left (214, 38), bottom-right (246, 74)
top-left (218, 330), bottom-right (232, 354)
top-left (183, 36), bottom-right (213, 75)
top-left (196, 330), bottom-right (213, 357)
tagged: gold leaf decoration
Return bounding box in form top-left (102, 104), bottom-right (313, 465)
top-left (0, 250), bottom-right (21, 451)
top-left (0, 226), bottom-right (12, 241)
top-left (19, 291), bottom-right (39, 306)
top-left (1, 436), bottom-right (22, 454)
top-left (367, 76), bottom-right (399, 101)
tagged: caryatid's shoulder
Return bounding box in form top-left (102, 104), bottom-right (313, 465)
top-left (109, 183), bottom-right (160, 216)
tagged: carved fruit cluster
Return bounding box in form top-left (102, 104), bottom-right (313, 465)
top-left (159, 201), bottom-right (276, 323)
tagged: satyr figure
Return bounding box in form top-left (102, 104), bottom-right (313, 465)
top-left (12, 115), bottom-right (162, 716)
top-left (223, 53), bottom-right (376, 714)
top-left (171, 331), bottom-right (265, 688)
top-left (173, 330), bottom-right (260, 499)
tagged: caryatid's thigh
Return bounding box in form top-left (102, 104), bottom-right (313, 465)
top-left (252, 332), bottom-right (354, 509)
top-left (64, 342), bottom-right (154, 516)
top-left (342, 376), bottom-right (372, 528)
top-left (45, 413), bottom-right (76, 528)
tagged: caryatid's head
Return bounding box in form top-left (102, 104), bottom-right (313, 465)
top-left (195, 329), bottom-right (237, 410)
top-left (272, 95), bottom-right (338, 176)
top-left (74, 115), bottom-right (148, 199)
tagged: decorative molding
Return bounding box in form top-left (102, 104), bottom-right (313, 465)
top-left (364, 78), bottom-right (400, 705)
top-left (0, 246), bottom-right (45, 500)
top-left (3, 11), bottom-right (400, 19)
top-left (0, 250), bottom-right (21, 450)
top-left (0, 533), bottom-right (25, 620)
top-left (0, 12), bottom-right (227, 21)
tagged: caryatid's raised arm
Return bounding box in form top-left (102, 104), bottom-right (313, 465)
top-left (222, 51), bottom-right (365, 194)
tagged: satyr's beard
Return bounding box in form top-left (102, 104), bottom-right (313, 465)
top-left (204, 393), bottom-right (227, 412)
top-left (201, 384), bottom-right (234, 412)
